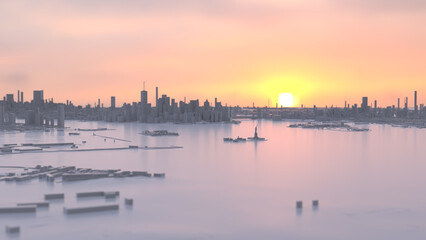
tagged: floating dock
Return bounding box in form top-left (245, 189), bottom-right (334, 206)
top-left (63, 173), bottom-right (109, 182)
top-left (124, 198), bottom-right (133, 205)
top-left (17, 202), bottom-right (49, 208)
top-left (0, 206), bottom-right (36, 214)
top-left (153, 173), bottom-right (166, 178)
top-left (104, 191), bottom-right (119, 199)
top-left (1, 165), bottom-right (166, 183)
top-left (76, 191), bottom-right (105, 198)
top-left (6, 226), bottom-right (20, 234)
top-left (44, 193), bottom-right (64, 200)
top-left (64, 204), bottom-right (119, 214)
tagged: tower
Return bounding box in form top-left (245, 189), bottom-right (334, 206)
top-left (405, 97), bottom-right (408, 110)
top-left (111, 96), bottom-right (116, 109)
top-left (57, 104), bottom-right (65, 128)
top-left (155, 87), bottom-right (158, 107)
top-left (33, 90), bottom-right (44, 108)
top-left (361, 97), bottom-right (368, 111)
top-left (415, 91), bottom-right (418, 113)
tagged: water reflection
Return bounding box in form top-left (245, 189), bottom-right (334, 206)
top-left (1, 120), bottom-right (426, 240)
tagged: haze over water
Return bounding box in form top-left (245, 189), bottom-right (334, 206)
top-left (1, 120), bottom-right (426, 239)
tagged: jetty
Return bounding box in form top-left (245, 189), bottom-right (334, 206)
top-left (0, 164), bottom-right (165, 183)
top-left (64, 204), bottom-right (119, 214)
top-left (288, 122), bottom-right (369, 131)
top-left (92, 133), bottom-right (131, 142)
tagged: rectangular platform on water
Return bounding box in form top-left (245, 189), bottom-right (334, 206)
top-left (44, 193), bottom-right (64, 200)
top-left (0, 206), bottom-right (36, 214)
top-left (76, 191), bottom-right (105, 198)
top-left (17, 202), bottom-right (49, 207)
top-left (64, 204), bottom-right (119, 214)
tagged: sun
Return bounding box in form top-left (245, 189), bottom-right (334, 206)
top-left (278, 93), bottom-right (294, 107)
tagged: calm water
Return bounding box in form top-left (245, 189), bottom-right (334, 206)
top-left (1, 120), bottom-right (426, 240)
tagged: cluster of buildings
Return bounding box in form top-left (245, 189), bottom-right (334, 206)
top-left (235, 91), bottom-right (426, 125)
top-left (2, 87), bottom-right (425, 128)
top-left (73, 86), bottom-right (232, 123)
top-left (0, 90), bottom-right (64, 128)
top-left (0, 86), bottom-right (231, 128)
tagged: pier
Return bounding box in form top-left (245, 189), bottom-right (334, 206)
top-left (0, 206), bottom-right (36, 214)
top-left (0, 164), bottom-right (166, 183)
top-left (93, 133), bottom-right (131, 142)
top-left (64, 204), bottom-right (119, 214)
top-left (0, 145), bottom-right (183, 155)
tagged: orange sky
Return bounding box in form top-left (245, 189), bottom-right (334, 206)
top-left (1, 0), bottom-right (426, 107)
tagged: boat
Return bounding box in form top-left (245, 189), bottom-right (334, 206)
top-left (141, 130), bottom-right (179, 136)
top-left (247, 126), bottom-right (266, 141)
top-left (223, 136), bottom-right (246, 142)
top-left (233, 137), bottom-right (246, 142)
top-left (69, 132), bottom-right (80, 136)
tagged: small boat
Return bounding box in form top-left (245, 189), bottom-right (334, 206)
top-left (69, 132), bottom-right (80, 136)
top-left (223, 137), bottom-right (246, 142)
top-left (233, 137), bottom-right (246, 142)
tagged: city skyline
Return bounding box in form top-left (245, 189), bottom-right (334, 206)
top-left (1, 1), bottom-right (426, 107)
top-left (0, 87), bottom-right (424, 109)
top-left (2, 1), bottom-right (426, 239)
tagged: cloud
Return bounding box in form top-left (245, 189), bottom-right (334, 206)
top-left (0, 73), bottom-right (28, 84)
top-left (331, 0), bottom-right (426, 12)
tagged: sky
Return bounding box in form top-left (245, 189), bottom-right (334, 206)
top-left (1, 0), bottom-right (426, 107)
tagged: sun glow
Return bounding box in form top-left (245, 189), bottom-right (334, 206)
top-left (278, 93), bottom-right (294, 107)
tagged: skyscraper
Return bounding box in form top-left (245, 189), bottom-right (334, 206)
top-left (33, 90), bottom-right (44, 108)
top-left (405, 97), bottom-right (408, 110)
top-left (0, 104), bottom-right (4, 125)
top-left (414, 91), bottom-right (418, 113)
top-left (141, 90), bottom-right (147, 107)
top-left (111, 96), bottom-right (116, 109)
top-left (155, 87), bottom-right (158, 107)
top-left (57, 104), bottom-right (65, 128)
top-left (361, 97), bottom-right (368, 111)
top-left (6, 94), bottom-right (14, 104)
